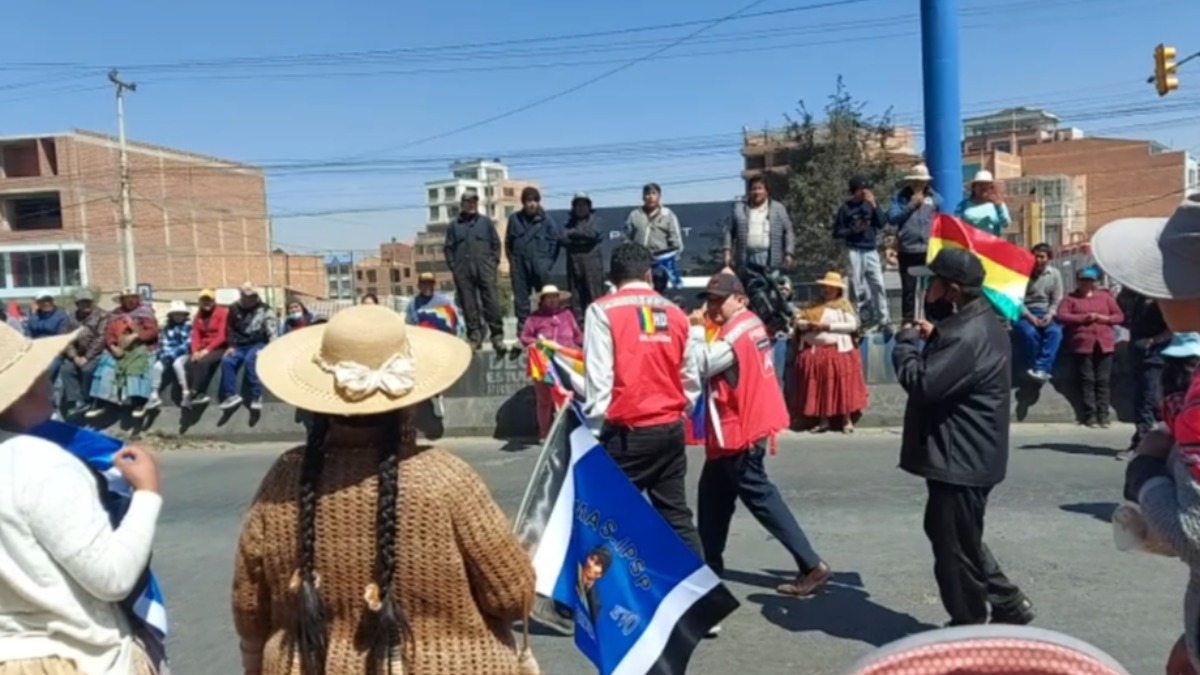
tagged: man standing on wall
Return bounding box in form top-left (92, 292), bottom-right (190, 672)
top-left (506, 186), bottom-right (562, 335)
top-left (887, 164), bottom-right (942, 326)
top-left (723, 175), bottom-right (795, 275)
top-left (834, 176), bottom-right (891, 334)
top-left (444, 191), bottom-right (506, 352)
top-left (625, 183), bottom-right (684, 293)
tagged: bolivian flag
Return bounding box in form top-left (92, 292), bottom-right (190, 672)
top-left (927, 214), bottom-right (1035, 320)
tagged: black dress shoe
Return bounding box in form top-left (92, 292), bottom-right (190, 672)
top-left (991, 596), bottom-right (1036, 625)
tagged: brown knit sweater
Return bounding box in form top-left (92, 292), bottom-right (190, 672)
top-left (232, 429), bottom-right (535, 675)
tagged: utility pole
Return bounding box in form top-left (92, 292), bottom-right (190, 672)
top-left (108, 69), bottom-right (138, 289)
top-left (920, 0), bottom-right (963, 200)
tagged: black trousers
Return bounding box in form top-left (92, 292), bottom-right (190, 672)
top-left (924, 480), bottom-right (1023, 625)
top-left (452, 260), bottom-right (504, 344)
top-left (697, 439), bottom-right (821, 574)
top-left (602, 420), bottom-right (704, 558)
top-left (510, 256), bottom-right (551, 334)
top-left (59, 358), bottom-right (97, 406)
top-left (898, 250), bottom-right (927, 324)
top-left (566, 253), bottom-right (604, 325)
top-left (185, 350), bottom-right (224, 394)
top-left (1129, 346), bottom-right (1164, 447)
top-left (1074, 348), bottom-right (1113, 424)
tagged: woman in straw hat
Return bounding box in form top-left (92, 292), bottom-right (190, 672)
top-left (0, 322), bottom-right (163, 674)
top-left (519, 285), bottom-right (582, 440)
top-left (232, 305), bottom-right (535, 675)
top-left (792, 272), bottom-right (868, 433)
top-left (954, 170), bottom-right (1011, 237)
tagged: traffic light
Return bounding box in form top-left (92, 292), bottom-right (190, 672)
top-left (1155, 44), bottom-right (1179, 96)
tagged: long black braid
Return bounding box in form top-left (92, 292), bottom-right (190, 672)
top-left (296, 414), bottom-right (330, 675)
top-left (365, 410), bottom-right (414, 674)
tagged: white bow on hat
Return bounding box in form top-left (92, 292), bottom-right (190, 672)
top-left (315, 354), bottom-right (416, 401)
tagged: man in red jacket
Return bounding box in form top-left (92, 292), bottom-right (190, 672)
top-left (184, 288), bottom-right (228, 407)
top-left (690, 271), bottom-right (830, 597)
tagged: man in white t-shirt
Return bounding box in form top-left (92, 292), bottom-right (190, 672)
top-left (723, 175), bottom-right (795, 274)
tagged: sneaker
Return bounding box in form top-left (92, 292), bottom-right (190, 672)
top-left (249, 397), bottom-right (264, 411)
top-left (991, 596), bottom-right (1036, 625)
top-left (84, 406), bottom-right (105, 419)
top-left (705, 624), bottom-right (722, 638)
top-left (68, 403), bottom-right (91, 417)
top-left (432, 395), bottom-right (445, 419)
top-left (1116, 448), bottom-right (1135, 462)
top-left (492, 340), bottom-right (507, 354)
top-left (191, 393), bottom-right (211, 406)
top-left (144, 395), bottom-right (162, 412)
top-left (220, 395), bottom-right (243, 410)
top-left (181, 393), bottom-right (193, 409)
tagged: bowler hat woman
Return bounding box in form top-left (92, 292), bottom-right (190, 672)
top-left (0, 321), bottom-right (163, 674)
top-left (519, 285), bottom-right (582, 440)
top-left (792, 272), bottom-right (868, 433)
top-left (232, 305), bottom-right (535, 674)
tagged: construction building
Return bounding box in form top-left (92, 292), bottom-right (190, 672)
top-left (961, 107), bottom-right (1084, 155)
top-left (0, 129), bottom-right (297, 303)
top-left (741, 125), bottom-right (919, 179)
top-left (353, 240), bottom-right (417, 300)
top-left (412, 159), bottom-right (539, 290)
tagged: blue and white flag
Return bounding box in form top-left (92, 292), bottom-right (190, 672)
top-left (653, 251), bottom-right (683, 290)
top-left (29, 420), bottom-right (170, 667)
top-left (514, 406), bottom-right (738, 674)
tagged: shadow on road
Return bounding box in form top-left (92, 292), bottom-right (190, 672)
top-left (1060, 501), bottom-right (1118, 523)
top-left (745, 571), bottom-right (938, 647)
top-left (1019, 442), bottom-right (1118, 457)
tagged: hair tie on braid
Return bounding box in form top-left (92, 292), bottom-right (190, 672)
top-left (296, 414), bottom-right (330, 675)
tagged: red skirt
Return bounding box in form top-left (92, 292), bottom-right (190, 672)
top-left (793, 344), bottom-right (868, 418)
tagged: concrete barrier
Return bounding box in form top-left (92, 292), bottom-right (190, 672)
top-left (79, 335), bottom-right (1134, 443)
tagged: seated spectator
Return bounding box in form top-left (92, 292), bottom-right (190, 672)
top-left (86, 288), bottom-right (159, 419)
top-left (279, 299), bottom-right (314, 335)
top-left (26, 293), bottom-right (72, 405)
top-left (220, 283), bottom-right (276, 411)
top-left (520, 285), bottom-right (582, 440)
top-left (183, 289), bottom-right (228, 408)
top-left (1056, 267), bottom-right (1124, 428)
top-left (60, 290), bottom-right (107, 416)
top-left (1013, 243), bottom-right (1064, 382)
top-left (792, 272), bottom-right (867, 433)
top-left (406, 272), bottom-right (464, 420)
top-left (146, 300), bottom-right (192, 412)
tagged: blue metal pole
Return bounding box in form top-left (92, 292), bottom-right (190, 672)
top-left (920, 0), bottom-right (963, 202)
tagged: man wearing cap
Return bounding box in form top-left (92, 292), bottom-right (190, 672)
top-left (887, 164), bottom-right (943, 325)
top-left (723, 174), bottom-right (795, 274)
top-left (25, 293), bottom-right (73, 406)
top-left (444, 191), bottom-right (505, 352)
top-left (689, 271), bottom-right (830, 597)
top-left (220, 283), bottom-right (276, 411)
top-left (505, 186), bottom-right (562, 335)
top-left (583, 242), bottom-right (703, 558)
top-left (60, 289), bottom-right (107, 415)
top-left (893, 248), bottom-right (1034, 627)
top-left (835, 176), bottom-right (891, 333)
top-left (184, 289), bottom-right (228, 407)
top-left (625, 183), bottom-right (684, 294)
top-left (563, 192), bottom-right (606, 323)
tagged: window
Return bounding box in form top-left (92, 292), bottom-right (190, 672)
top-left (444, 186), bottom-right (457, 200)
top-left (489, 204), bottom-right (497, 216)
top-left (504, 205), bottom-right (516, 217)
top-left (356, 269), bottom-right (364, 280)
top-left (5, 193), bottom-right (63, 230)
top-left (8, 248), bottom-right (83, 290)
top-left (403, 267), bottom-right (411, 278)
top-left (453, 169), bottom-right (477, 180)
top-left (390, 269), bottom-right (400, 283)
top-left (405, 285), bottom-right (415, 295)
top-left (447, 204), bottom-right (460, 219)
top-left (503, 187), bottom-right (515, 198)
top-left (427, 188), bottom-right (438, 202)
top-left (485, 186), bottom-right (495, 198)
top-left (366, 286), bottom-right (377, 297)
top-left (366, 269), bottom-right (377, 283)
top-left (991, 141), bottom-right (1012, 153)
top-left (428, 206), bottom-right (439, 221)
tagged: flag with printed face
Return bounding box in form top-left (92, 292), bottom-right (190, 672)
top-left (514, 405), bottom-right (738, 674)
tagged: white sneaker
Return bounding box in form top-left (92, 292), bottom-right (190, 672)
top-left (249, 397), bottom-right (263, 411)
top-left (144, 395), bottom-right (162, 411)
top-left (705, 624), bottom-right (721, 638)
top-left (433, 395), bottom-right (444, 419)
top-left (220, 395), bottom-right (243, 410)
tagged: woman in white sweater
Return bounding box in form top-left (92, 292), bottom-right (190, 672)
top-left (0, 321), bottom-right (162, 675)
top-left (792, 272), bottom-right (869, 433)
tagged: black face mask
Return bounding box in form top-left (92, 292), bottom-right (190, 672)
top-left (925, 298), bottom-right (955, 322)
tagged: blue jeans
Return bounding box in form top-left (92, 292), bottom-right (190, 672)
top-left (772, 336), bottom-right (788, 391)
top-left (1013, 308), bottom-right (1062, 373)
top-left (220, 344), bottom-right (264, 400)
top-left (48, 356), bottom-right (63, 405)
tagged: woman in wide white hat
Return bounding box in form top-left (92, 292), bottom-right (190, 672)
top-left (519, 285), bottom-right (582, 440)
top-left (792, 272), bottom-right (868, 434)
top-left (0, 322), bottom-right (163, 674)
top-left (232, 305), bottom-right (535, 675)
top-left (954, 169), bottom-right (1012, 236)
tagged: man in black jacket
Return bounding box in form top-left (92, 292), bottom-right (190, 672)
top-left (892, 248), bottom-right (1034, 627)
top-left (563, 192), bottom-right (606, 323)
top-left (505, 186), bottom-right (561, 334)
top-left (444, 191), bottom-right (505, 352)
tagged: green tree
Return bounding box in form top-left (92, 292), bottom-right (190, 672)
top-left (767, 78), bottom-right (904, 280)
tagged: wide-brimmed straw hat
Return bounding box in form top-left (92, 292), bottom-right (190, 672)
top-left (534, 284), bottom-right (571, 302)
top-left (0, 321), bottom-right (79, 415)
top-left (815, 272), bottom-right (847, 289)
top-left (1092, 193), bottom-right (1200, 300)
top-left (255, 305), bottom-right (472, 416)
top-left (904, 164), bottom-right (932, 182)
top-left (971, 170), bottom-right (995, 184)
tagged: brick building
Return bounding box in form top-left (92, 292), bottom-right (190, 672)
top-left (354, 240), bottom-right (417, 299)
top-left (270, 250), bottom-right (328, 300)
top-left (741, 125), bottom-right (919, 179)
top-left (0, 129), bottom-right (273, 303)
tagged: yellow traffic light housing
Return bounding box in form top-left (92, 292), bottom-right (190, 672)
top-left (1155, 44), bottom-right (1179, 96)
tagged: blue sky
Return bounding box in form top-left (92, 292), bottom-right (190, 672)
top-left (4, 0), bottom-right (1199, 253)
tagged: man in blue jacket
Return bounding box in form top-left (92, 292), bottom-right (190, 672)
top-left (887, 164), bottom-right (942, 326)
top-left (834, 176), bottom-right (890, 332)
top-left (27, 293), bottom-right (72, 402)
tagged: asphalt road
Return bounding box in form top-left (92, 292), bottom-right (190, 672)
top-left (155, 424), bottom-right (1183, 674)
